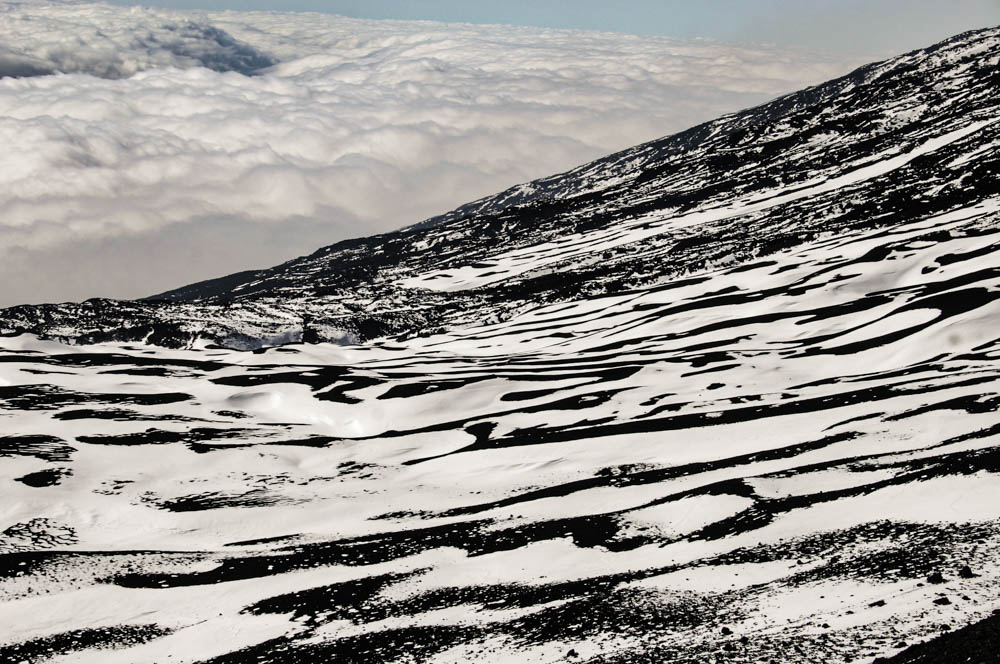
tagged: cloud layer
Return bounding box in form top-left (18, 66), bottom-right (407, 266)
top-left (0, 3), bottom-right (275, 78)
top-left (0, 2), bottom-right (864, 306)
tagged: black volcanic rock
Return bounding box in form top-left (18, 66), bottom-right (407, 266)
top-left (880, 611), bottom-right (1000, 663)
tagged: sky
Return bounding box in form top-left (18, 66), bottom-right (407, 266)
top-left (109, 0), bottom-right (1000, 59)
top-left (2, 1), bottom-right (997, 308)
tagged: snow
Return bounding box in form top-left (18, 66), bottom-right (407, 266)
top-left (399, 118), bottom-right (999, 293)
top-left (4, 191), bottom-right (1000, 660)
top-left (2, 24), bottom-right (1000, 664)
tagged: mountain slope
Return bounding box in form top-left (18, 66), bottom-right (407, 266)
top-left (1, 26), bottom-right (998, 349)
top-left (2, 193), bottom-right (1000, 662)
top-left (0, 24), bottom-right (999, 664)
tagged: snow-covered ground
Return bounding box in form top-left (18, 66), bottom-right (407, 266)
top-left (2, 16), bottom-right (999, 664)
top-left (2, 191), bottom-right (999, 662)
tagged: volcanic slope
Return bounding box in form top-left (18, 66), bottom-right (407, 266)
top-left (1, 25), bottom-right (1000, 664)
top-left (1, 26), bottom-right (998, 348)
top-left (2, 194), bottom-right (1000, 662)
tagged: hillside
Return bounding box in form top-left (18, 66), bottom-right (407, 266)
top-left (1, 24), bottom-right (999, 664)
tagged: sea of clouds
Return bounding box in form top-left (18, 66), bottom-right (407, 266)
top-left (0, 1), bottom-right (864, 306)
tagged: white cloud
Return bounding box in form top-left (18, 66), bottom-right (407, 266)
top-left (0, 1), bottom-right (275, 78)
top-left (0, 2), bottom-right (865, 306)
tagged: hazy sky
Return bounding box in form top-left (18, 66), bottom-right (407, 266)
top-left (109, 0), bottom-right (1000, 58)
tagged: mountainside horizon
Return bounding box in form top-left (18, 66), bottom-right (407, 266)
top-left (2, 21), bottom-right (1000, 664)
top-left (2, 24), bottom-right (997, 351)
top-left (0, 1), bottom-right (865, 310)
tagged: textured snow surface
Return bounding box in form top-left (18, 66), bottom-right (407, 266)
top-left (399, 118), bottom-right (999, 292)
top-left (2, 196), bottom-right (1000, 662)
top-left (2, 21), bottom-right (1000, 664)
